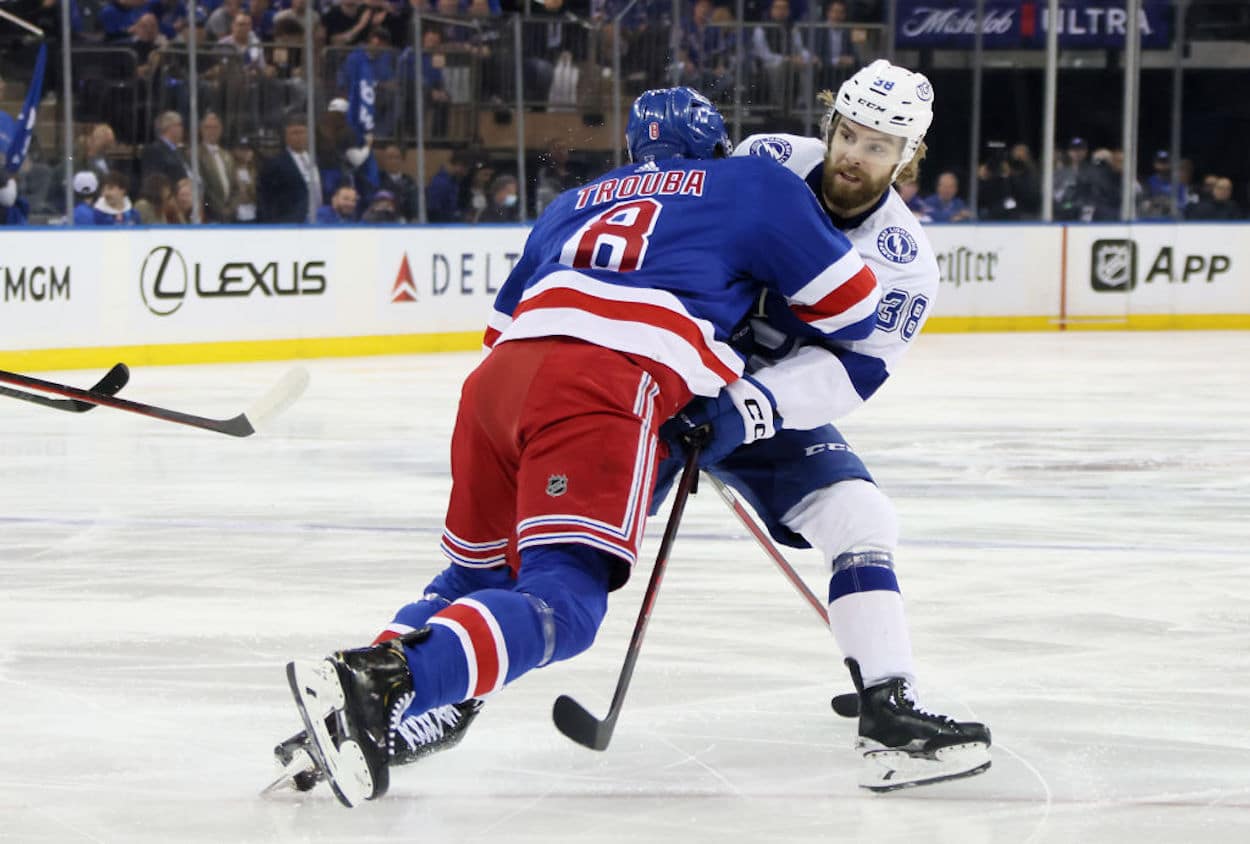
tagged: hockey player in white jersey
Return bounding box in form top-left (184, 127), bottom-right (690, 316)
top-left (659, 59), bottom-right (991, 791)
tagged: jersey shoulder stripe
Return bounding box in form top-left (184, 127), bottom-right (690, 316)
top-left (497, 268), bottom-right (745, 396)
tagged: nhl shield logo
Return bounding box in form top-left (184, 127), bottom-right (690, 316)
top-left (546, 474), bottom-right (569, 497)
top-left (1090, 239), bottom-right (1137, 292)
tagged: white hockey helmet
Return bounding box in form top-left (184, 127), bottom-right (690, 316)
top-left (823, 59), bottom-right (934, 181)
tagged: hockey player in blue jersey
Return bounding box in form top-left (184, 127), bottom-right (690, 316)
top-left (277, 87), bottom-right (882, 806)
top-left (657, 60), bottom-right (992, 791)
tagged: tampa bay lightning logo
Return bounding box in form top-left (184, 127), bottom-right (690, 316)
top-left (749, 136), bottom-right (793, 163)
top-left (877, 226), bottom-right (918, 264)
top-left (916, 81), bottom-right (933, 102)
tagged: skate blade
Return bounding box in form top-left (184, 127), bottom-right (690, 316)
top-left (260, 746), bottom-right (318, 796)
top-left (286, 660), bottom-right (375, 808)
top-left (858, 741), bottom-right (992, 793)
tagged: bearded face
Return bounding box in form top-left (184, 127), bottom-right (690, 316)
top-left (821, 117), bottom-right (903, 216)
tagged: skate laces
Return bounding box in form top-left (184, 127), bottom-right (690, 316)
top-left (389, 694), bottom-right (468, 753)
top-left (897, 680), bottom-right (956, 725)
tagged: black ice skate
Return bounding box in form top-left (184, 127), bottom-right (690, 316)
top-left (846, 658), bottom-right (991, 792)
top-left (285, 628), bottom-right (427, 807)
top-left (265, 698), bottom-right (484, 795)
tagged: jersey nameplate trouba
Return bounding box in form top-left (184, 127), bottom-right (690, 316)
top-left (573, 169), bottom-right (707, 209)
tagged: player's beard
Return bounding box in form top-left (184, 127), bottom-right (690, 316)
top-left (821, 158), bottom-right (894, 217)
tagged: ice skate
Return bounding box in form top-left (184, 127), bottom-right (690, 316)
top-left (285, 628), bottom-right (427, 807)
top-left (266, 698), bottom-right (485, 794)
top-left (846, 658), bottom-right (991, 792)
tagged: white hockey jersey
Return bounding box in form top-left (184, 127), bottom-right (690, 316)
top-left (732, 133), bottom-right (941, 429)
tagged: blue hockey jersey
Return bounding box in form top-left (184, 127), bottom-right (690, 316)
top-left (486, 155), bottom-right (880, 398)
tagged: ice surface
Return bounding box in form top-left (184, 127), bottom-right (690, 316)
top-left (2, 331), bottom-right (1248, 843)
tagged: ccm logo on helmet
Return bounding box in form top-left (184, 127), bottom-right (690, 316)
top-left (648, 121), bottom-right (660, 140)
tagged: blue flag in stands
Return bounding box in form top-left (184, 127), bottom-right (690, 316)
top-left (346, 51), bottom-right (380, 189)
top-left (5, 43), bottom-right (47, 174)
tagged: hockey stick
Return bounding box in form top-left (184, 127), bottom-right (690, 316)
top-left (705, 473), bottom-right (829, 625)
top-left (0, 8), bottom-right (45, 38)
top-left (0, 363), bottom-right (129, 413)
top-left (0, 366), bottom-right (309, 437)
top-left (704, 474), bottom-right (860, 719)
top-left (552, 441), bottom-right (703, 751)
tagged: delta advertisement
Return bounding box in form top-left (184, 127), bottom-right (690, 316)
top-left (0, 222), bottom-right (1246, 370)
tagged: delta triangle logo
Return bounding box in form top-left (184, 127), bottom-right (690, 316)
top-left (391, 253), bottom-right (418, 303)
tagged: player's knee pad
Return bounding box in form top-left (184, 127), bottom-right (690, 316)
top-left (782, 478), bottom-right (899, 561)
top-left (516, 544), bottom-right (613, 664)
top-left (390, 563), bottom-right (515, 632)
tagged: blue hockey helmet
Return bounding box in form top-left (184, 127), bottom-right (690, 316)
top-left (626, 87), bottom-right (732, 163)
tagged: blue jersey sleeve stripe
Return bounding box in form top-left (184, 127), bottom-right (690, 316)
top-left (836, 347), bottom-right (890, 401)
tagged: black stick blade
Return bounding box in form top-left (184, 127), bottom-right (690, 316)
top-left (831, 692), bottom-right (860, 718)
top-left (552, 694), bottom-right (613, 751)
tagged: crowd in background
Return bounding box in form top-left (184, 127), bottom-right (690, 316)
top-left (0, 0), bottom-right (1245, 225)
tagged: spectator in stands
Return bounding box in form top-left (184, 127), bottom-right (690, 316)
top-left (1088, 147), bottom-right (1135, 221)
top-left (249, 0), bottom-right (277, 41)
top-left (325, 0), bottom-right (373, 47)
top-left (813, 1), bottom-right (861, 90)
top-left (317, 183), bottom-right (359, 223)
top-left (752, 0), bottom-right (811, 108)
top-left (271, 15), bottom-right (311, 82)
top-left (522, 0), bottom-right (591, 104)
top-left (1009, 142), bottom-right (1041, 217)
top-left (361, 188), bottom-right (401, 222)
top-left (99, 0), bottom-right (149, 42)
top-left (464, 155), bottom-right (496, 219)
top-left (274, 0), bottom-right (322, 37)
top-left (207, 0), bottom-right (244, 42)
top-left (71, 171), bottom-right (100, 226)
top-left (231, 138), bottom-right (259, 222)
top-left (1141, 149), bottom-right (1189, 219)
top-left (133, 173), bottom-right (174, 224)
top-left (1053, 135), bottom-right (1095, 221)
top-left (1187, 176), bottom-right (1241, 220)
top-left (316, 98), bottom-right (373, 201)
top-left (258, 114), bottom-right (319, 222)
top-left (534, 137), bottom-right (585, 215)
top-left (172, 177), bottom-right (196, 223)
top-left (130, 12), bottom-right (168, 81)
top-left (924, 171), bottom-right (973, 222)
top-left (90, 171), bottom-right (142, 225)
top-left (475, 173), bottom-right (519, 223)
top-left (374, 142), bottom-right (419, 221)
top-left (81, 123), bottom-right (117, 184)
top-left (673, 0), bottom-right (735, 100)
top-left (409, 26), bottom-right (451, 136)
top-left (148, 0), bottom-right (191, 40)
top-left (198, 111), bottom-right (237, 222)
top-left (895, 177), bottom-right (932, 223)
top-left (142, 111), bottom-right (193, 187)
top-left (425, 149), bottom-right (470, 223)
top-left (220, 11), bottom-right (272, 75)
top-left (976, 142), bottom-right (1038, 221)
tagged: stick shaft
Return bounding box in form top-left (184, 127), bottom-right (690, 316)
top-left (705, 473), bottom-right (829, 625)
top-left (0, 367), bottom-right (253, 436)
top-left (0, 8), bottom-right (45, 37)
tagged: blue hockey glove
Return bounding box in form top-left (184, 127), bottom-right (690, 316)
top-left (660, 374), bottom-right (780, 469)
